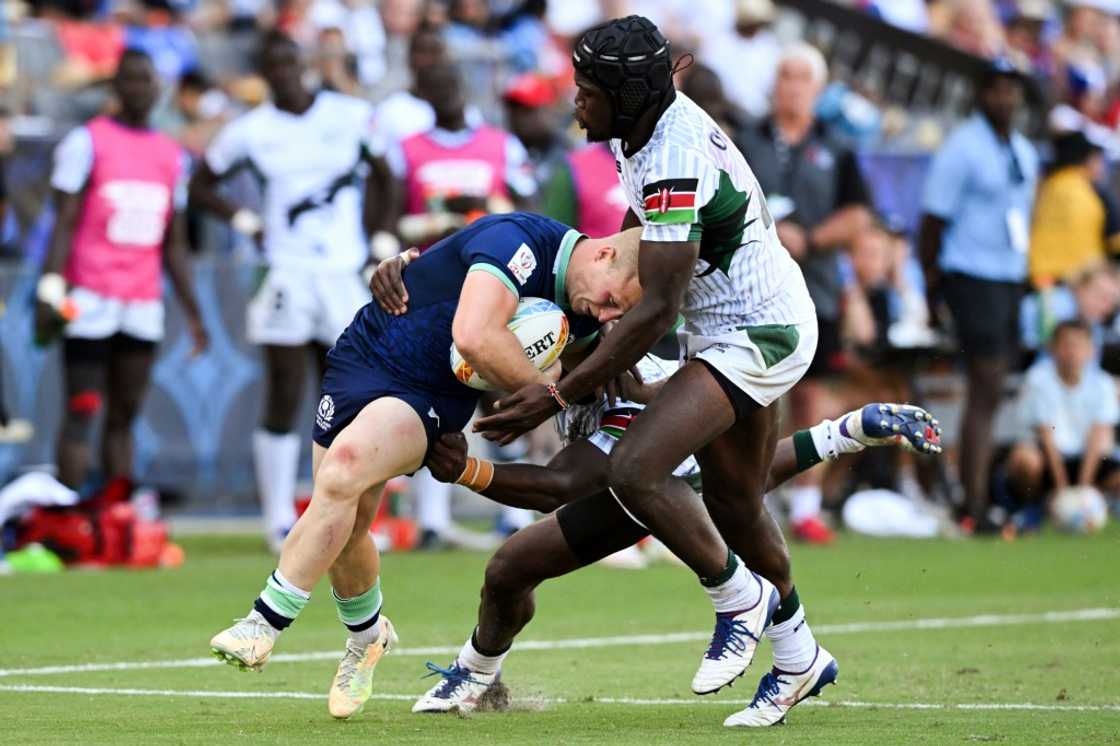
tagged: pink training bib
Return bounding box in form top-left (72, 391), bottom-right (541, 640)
top-left (66, 116), bottom-right (182, 301)
top-left (401, 125), bottom-right (509, 216)
top-left (569, 143), bottom-right (629, 238)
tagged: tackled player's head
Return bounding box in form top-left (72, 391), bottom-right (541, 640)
top-left (572, 16), bottom-right (673, 142)
top-left (258, 30), bottom-right (305, 104)
top-left (565, 227), bottom-right (643, 323)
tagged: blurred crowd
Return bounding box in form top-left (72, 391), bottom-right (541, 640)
top-left (1, 0), bottom-right (1119, 546)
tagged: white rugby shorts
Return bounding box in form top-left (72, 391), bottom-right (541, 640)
top-left (65, 286), bottom-right (164, 342)
top-left (247, 265), bottom-right (370, 347)
top-left (680, 316), bottom-right (818, 409)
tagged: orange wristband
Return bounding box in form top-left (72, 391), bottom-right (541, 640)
top-left (455, 457), bottom-right (495, 492)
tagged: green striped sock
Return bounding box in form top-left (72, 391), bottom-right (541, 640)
top-left (255, 570), bottom-right (311, 630)
top-left (333, 579), bottom-right (382, 632)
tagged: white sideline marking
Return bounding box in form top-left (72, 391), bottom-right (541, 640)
top-left (1, 685), bottom-right (1118, 713)
top-left (0, 607), bottom-right (1116, 679)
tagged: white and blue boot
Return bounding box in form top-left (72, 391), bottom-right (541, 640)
top-left (724, 645), bottom-right (839, 727)
top-left (691, 573), bottom-right (781, 695)
top-left (839, 403), bottom-right (942, 455)
top-left (412, 660), bottom-right (500, 713)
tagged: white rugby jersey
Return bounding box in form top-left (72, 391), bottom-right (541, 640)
top-left (205, 91), bottom-right (376, 271)
top-left (611, 93), bottom-right (814, 335)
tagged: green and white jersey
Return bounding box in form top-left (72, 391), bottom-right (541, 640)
top-left (611, 93), bottom-right (815, 336)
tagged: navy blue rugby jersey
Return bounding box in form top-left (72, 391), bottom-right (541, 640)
top-left (344, 213), bottom-right (601, 393)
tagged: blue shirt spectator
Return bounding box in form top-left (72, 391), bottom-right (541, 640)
top-left (1018, 356), bottom-right (1118, 457)
top-left (922, 112), bottom-right (1039, 283)
top-left (125, 24), bottom-right (199, 82)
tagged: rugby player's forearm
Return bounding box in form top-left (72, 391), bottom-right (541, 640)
top-left (478, 462), bottom-right (600, 513)
top-left (461, 327), bottom-right (550, 392)
top-left (558, 297), bottom-right (677, 403)
top-left (162, 213), bottom-right (203, 321)
top-left (42, 190), bottom-right (82, 275)
top-left (188, 165), bottom-right (240, 223)
top-left (1078, 425), bottom-right (1111, 485)
top-left (1037, 427), bottom-right (1068, 490)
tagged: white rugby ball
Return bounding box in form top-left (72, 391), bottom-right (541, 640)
top-left (450, 297), bottom-right (570, 391)
top-left (1051, 485), bottom-right (1109, 534)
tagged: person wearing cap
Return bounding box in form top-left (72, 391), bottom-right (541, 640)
top-left (502, 73), bottom-right (570, 190)
top-left (1006, 0), bottom-right (1053, 75)
top-left (918, 59), bottom-right (1040, 534)
top-left (699, 0), bottom-right (782, 119)
top-left (1030, 130), bottom-right (1120, 286)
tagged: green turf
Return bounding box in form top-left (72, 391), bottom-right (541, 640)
top-left (1, 529), bottom-right (1118, 744)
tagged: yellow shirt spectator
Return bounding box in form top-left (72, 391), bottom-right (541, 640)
top-left (1029, 134), bottom-right (1120, 286)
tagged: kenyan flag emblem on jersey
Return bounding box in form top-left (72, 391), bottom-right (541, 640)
top-left (642, 178), bottom-right (698, 225)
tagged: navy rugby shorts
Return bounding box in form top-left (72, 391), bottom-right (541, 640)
top-left (312, 330), bottom-right (477, 455)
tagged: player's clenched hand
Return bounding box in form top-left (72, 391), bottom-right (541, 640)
top-left (370, 248), bottom-right (419, 316)
top-left (474, 383), bottom-right (556, 445)
top-left (425, 433), bottom-right (469, 483)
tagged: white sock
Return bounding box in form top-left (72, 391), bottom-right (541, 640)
top-left (500, 505), bottom-right (534, 530)
top-left (809, 418), bottom-right (865, 460)
top-left (765, 605), bottom-right (817, 672)
top-left (703, 557), bottom-right (762, 613)
top-left (457, 632), bottom-right (508, 675)
top-left (788, 485), bottom-right (823, 524)
top-left (247, 609), bottom-right (281, 641)
top-left (350, 619), bottom-right (383, 646)
top-left (253, 430), bottom-right (300, 538)
top-left (415, 468), bottom-right (452, 533)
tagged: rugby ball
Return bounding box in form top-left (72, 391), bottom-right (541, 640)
top-left (1051, 486), bottom-right (1109, 534)
top-left (450, 297), bottom-right (570, 391)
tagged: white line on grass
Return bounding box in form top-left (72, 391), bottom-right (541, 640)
top-left (1, 684), bottom-right (1117, 714)
top-left (0, 607), bottom-right (1116, 679)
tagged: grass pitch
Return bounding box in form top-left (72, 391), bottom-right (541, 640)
top-left (1, 528), bottom-right (1118, 744)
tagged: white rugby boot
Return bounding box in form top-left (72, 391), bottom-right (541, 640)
top-left (724, 645), bottom-right (839, 727)
top-left (691, 572), bottom-right (780, 695)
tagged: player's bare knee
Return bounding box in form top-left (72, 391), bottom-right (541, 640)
top-left (607, 445), bottom-right (661, 505)
top-left (314, 447), bottom-right (366, 504)
top-left (483, 554), bottom-right (518, 596)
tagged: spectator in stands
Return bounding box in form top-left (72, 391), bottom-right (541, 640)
top-left (736, 42), bottom-right (873, 544)
top-left (1030, 131), bottom-right (1120, 287)
top-left (919, 59), bottom-right (1039, 534)
top-left (299, 0), bottom-right (386, 89)
top-left (699, 0), bottom-right (781, 119)
top-left (39, 0), bottom-right (125, 87)
top-left (1005, 0), bottom-right (1054, 77)
top-left (1021, 263), bottom-right (1120, 356)
top-left (376, 0), bottom-right (425, 95)
top-left (1005, 320), bottom-right (1120, 505)
top-left (123, 0), bottom-right (200, 83)
top-left (314, 26), bottom-right (360, 95)
top-left (938, 0), bottom-right (1005, 58)
top-left (165, 69), bottom-right (230, 156)
top-left (680, 63), bottom-right (747, 138)
top-left (381, 61), bottom-right (536, 248)
top-left (857, 0), bottom-right (930, 34)
top-left (37, 48), bottom-right (207, 490)
top-left (502, 73), bottom-right (568, 191)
